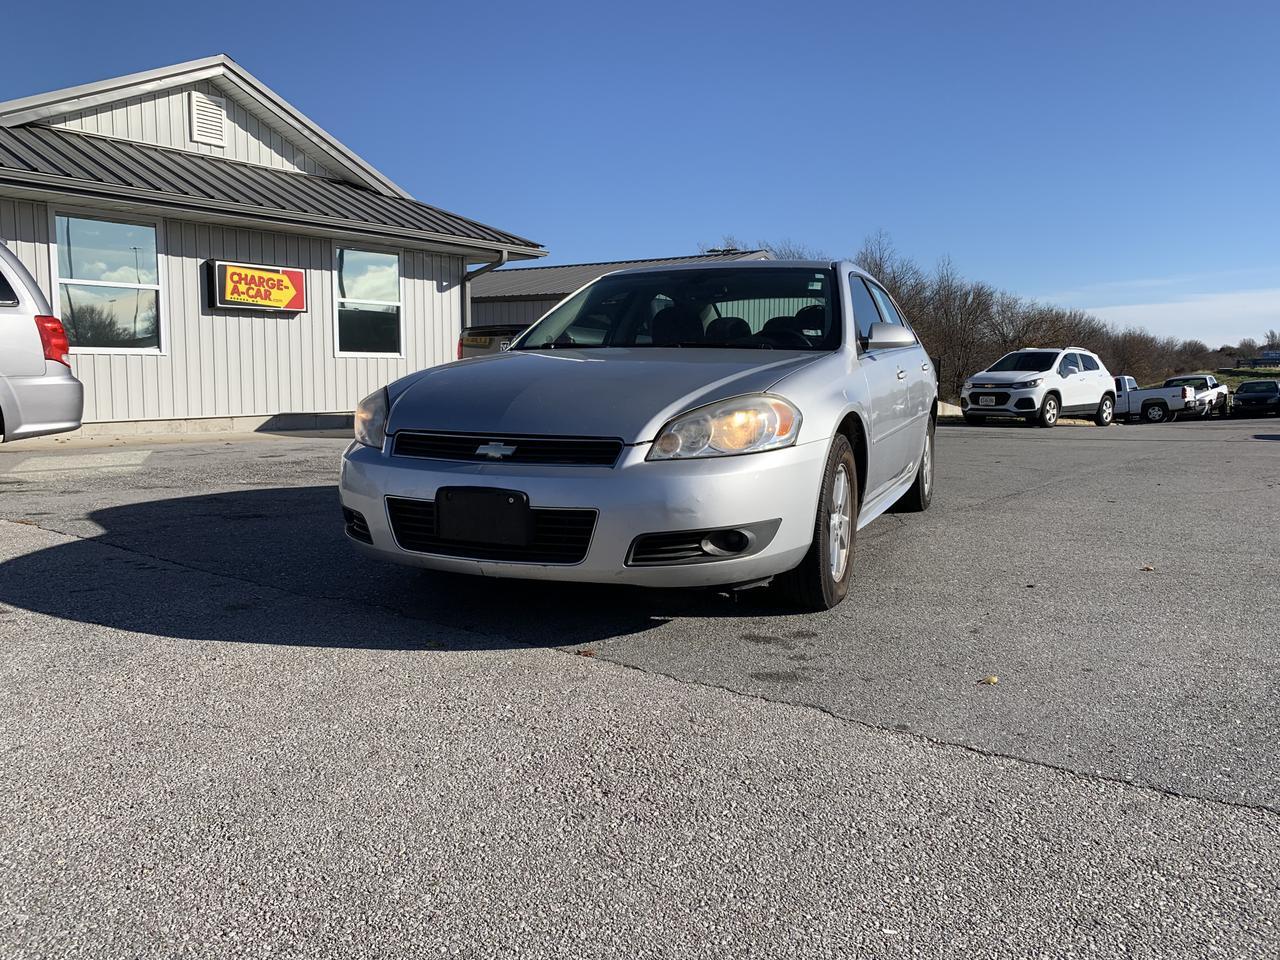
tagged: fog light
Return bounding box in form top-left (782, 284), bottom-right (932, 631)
top-left (700, 529), bottom-right (750, 556)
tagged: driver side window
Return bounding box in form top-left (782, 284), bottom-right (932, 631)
top-left (1058, 353), bottom-right (1080, 376)
top-left (847, 276), bottom-right (882, 345)
top-left (866, 281), bottom-right (917, 345)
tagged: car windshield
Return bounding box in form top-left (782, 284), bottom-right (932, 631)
top-left (513, 267), bottom-right (841, 352)
top-left (1238, 381), bottom-right (1279, 394)
top-left (986, 350), bottom-right (1059, 372)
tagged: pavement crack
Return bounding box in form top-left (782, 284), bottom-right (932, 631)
top-left (571, 647), bottom-right (1280, 819)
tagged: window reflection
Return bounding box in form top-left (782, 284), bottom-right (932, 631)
top-left (60, 284), bottom-right (159, 350)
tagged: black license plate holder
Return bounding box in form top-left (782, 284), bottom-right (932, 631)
top-left (435, 487), bottom-right (532, 546)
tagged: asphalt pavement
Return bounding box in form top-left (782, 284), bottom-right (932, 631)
top-left (1, 417), bottom-right (1277, 958)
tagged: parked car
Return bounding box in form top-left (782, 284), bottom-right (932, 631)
top-left (1162, 374), bottom-right (1230, 417)
top-left (960, 347), bottom-right (1114, 427)
top-left (457, 323), bottom-right (527, 360)
top-left (340, 261), bottom-right (937, 610)
top-left (1229, 379), bottom-right (1280, 417)
top-left (0, 243), bottom-right (82, 442)
top-left (1113, 376), bottom-right (1203, 423)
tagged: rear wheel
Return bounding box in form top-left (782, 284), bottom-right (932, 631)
top-left (897, 417), bottom-right (935, 512)
top-left (1038, 394), bottom-right (1060, 428)
top-left (1143, 402), bottom-right (1169, 424)
top-left (1095, 395), bottom-right (1115, 426)
top-left (773, 435), bottom-right (857, 611)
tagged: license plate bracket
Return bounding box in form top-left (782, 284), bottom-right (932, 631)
top-left (436, 487), bottom-right (532, 545)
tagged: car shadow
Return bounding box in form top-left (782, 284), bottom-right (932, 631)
top-left (0, 485), bottom-right (803, 651)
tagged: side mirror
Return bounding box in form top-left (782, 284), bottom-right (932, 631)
top-left (865, 322), bottom-right (915, 351)
top-left (1063, 365), bottom-right (1079, 377)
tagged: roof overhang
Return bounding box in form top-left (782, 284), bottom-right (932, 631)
top-left (0, 174), bottom-right (544, 263)
top-left (0, 55), bottom-right (410, 200)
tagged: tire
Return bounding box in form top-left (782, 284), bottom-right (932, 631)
top-left (1095, 394), bottom-right (1115, 426)
top-left (1143, 402), bottom-right (1169, 424)
top-left (1038, 394), bottom-right (1060, 428)
top-left (773, 434), bottom-right (857, 611)
top-left (964, 414), bottom-right (986, 426)
top-left (897, 417), bottom-right (935, 512)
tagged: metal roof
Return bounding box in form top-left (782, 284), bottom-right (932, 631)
top-left (0, 54), bottom-right (410, 200)
top-left (470, 250), bottom-right (770, 300)
top-left (0, 125), bottom-right (542, 256)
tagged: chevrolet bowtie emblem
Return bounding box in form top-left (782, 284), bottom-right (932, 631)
top-left (476, 441), bottom-right (517, 459)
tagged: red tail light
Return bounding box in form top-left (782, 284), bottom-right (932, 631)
top-left (1183, 386), bottom-right (1193, 401)
top-left (457, 337), bottom-right (464, 360)
top-left (35, 315), bottom-right (70, 366)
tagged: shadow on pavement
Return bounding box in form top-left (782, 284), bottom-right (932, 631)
top-left (0, 485), bottom-right (802, 651)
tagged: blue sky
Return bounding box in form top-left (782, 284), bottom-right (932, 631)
top-left (3, 0), bottom-right (1277, 345)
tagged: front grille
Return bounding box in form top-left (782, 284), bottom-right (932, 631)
top-left (385, 496), bottom-right (596, 564)
top-left (343, 507), bottom-right (372, 544)
top-left (393, 431), bottom-right (623, 467)
top-left (970, 392), bottom-right (1011, 406)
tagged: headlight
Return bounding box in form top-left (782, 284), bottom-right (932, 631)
top-left (648, 395), bottom-right (801, 460)
top-left (1015, 378), bottom-right (1044, 389)
top-left (963, 381), bottom-right (974, 390)
top-left (354, 389), bottom-right (389, 449)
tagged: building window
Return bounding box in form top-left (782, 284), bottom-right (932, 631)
top-left (55, 213), bottom-right (161, 351)
top-left (336, 248), bottom-right (401, 355)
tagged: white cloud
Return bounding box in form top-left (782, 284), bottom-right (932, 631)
top-left (1086, 288), bottom-right (1280, 346)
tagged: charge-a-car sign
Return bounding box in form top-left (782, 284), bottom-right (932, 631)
top-left (212, 261), bottom-right (306, 311)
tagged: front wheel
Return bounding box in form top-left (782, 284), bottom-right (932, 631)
top-left (1095, 395), bottom-right (1115, 426)
top-left (1038, 395), bottom-right (1060, 428)
top-left (897, 418), bottom-right (935, 512)
top-left (773, 435), bottom-right (857, 611)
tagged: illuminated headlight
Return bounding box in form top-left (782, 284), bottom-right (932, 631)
top-left (648, 395), bottom-right (801, 460)
top-left (354, 389), bottom-right (389, 449)
top-left (1014, 378), bottom-right (1044, 389)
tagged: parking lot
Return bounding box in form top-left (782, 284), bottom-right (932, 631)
top-left (2, 419), bottom-right (1278, 957)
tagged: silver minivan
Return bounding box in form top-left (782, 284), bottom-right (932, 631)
top-left (0, 243), bottom-right (83, 441)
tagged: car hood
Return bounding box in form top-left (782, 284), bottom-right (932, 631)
top-left (386, 348), bottom-right (825, 442)
top-left (969, 371), bottom-right (1047, 386)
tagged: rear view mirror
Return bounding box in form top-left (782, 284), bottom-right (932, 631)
top-left (866, 322), bottom-right (915, 350)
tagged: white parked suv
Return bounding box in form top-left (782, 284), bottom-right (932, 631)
top-left (961, 347), bottom-right (1114, 428)
top-left (0, 243), bottom-right (83, 441)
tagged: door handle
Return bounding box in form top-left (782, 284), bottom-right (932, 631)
top-left (896, 369), bottom-right (907, 380)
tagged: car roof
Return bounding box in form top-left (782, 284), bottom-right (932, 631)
top-left (601, 258), bottom-right (849, 278)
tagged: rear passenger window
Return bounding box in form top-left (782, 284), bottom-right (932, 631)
top-left (0, 268), bottom-right (18, 306)
top-left (847, 276), bottom-right (882, 343)
top-left (1080, 354), bottom-right (1100, 371)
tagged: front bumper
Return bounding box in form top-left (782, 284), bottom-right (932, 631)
top-left (338, 437), bottom-right (828, 587)
top-left (959, 384), bottom-right (1042, 418)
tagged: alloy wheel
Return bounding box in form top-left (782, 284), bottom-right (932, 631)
top-left (828, 465), bottom-right (853, 582)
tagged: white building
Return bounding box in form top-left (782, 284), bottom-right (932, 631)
top-left (0, 55), bottom-right (544, 430)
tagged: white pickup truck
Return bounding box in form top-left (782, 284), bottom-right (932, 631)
top-left (1162, 374), bottom-right (1230, 417)
top-left (1113, 376), bottom-right (1209, 423)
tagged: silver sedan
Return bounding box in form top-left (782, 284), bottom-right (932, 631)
top-left (339, 260), bottom-right (937, 609)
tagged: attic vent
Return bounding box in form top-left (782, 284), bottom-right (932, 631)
top-left (189, 91), bottom-right (226, 147)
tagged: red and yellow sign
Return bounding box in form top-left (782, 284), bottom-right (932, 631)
top-left (213, 261), bottom-right (306, 311)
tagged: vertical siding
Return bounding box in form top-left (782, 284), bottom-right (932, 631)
top-left (2, 192), bottom-right (463, 423)
top-left (0, 196), bottom-right (51, 293)
top-left (51, 80), bottom-right (331, 177)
